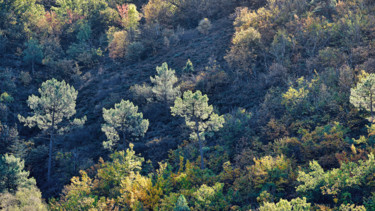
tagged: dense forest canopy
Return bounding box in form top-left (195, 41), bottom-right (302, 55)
top-left (2, 0), bottom-right (375, 210)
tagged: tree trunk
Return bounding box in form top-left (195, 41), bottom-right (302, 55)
top-left (195, 121), bottom-right (204, 169)
top-left (48, 132), bottom-right (53, 184)
top-left (48, 111), bottom-right (55, 184)
top-left (371, 93), bottom-right (374, 122)
top-left (123, 130), bottom-right (127, 150)
top-left (197, 131), bottom-right (204, 169)
top-left (31, 59), bottom-right (35, 75)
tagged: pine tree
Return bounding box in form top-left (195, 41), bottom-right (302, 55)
top-left (0, 154), bottom-right (36, 193)
top-left (171, 90), bottom-right (225, 169)
top-left (197, 18), bottom-right (212, 35)
top-left (350, 73), bottom-right (375, 122)
top-left (23, 39), bottom-right (43, 75)
top-left (183, 59), bottom-right (194, 73)
top-left (0, 154), bottom-right (46, 210)
top-left (18, 79), bottom-right (86, 184)
top-left (150, 62), bottom-right (180, 104)
top-left (174, 195), bottom-right (190, 211)
top-left (102, 99), bottom-right (149, 150)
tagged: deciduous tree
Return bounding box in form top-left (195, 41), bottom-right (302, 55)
top-left (108, 30), bottom-right (129, 59)
top-left (117, 4), bottom-right (141, 35)
top-left (259, 197), bottom-right (311, 211)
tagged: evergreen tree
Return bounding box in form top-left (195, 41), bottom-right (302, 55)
top-left (18, 79), bottom-right (86, 183)
top-left (0, 154), bottom-right (47, 210)
top-left (183, 59), bottom-right (194, 73)
top-left (171, 90), bottom-right (225, 169)
top-left (174, 195), bottom-right (190, 211)
top-left (0, 122), bottom-right (27, 159)
top-left (23, 39), bottom-right (43, 75)
top-left (0, 154), bottom-right (36, 193)
top-left (350, 73), bottom-right (375, 121)
top-left (150, 62), bottom-right (180, 104)
top-left (102, 100), bottom-right (149, 150)
top-left (197, 18), bottom-right (212, 35)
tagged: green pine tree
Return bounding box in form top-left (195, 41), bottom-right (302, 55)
top-left (150, 62), bottom-right (180, 104)
top-left (171, 90), bottom-right (225, 169)
top-left (102, 99), bottom-right (149, 150)
top-left (23, 39), bottom-right (43, 75)
top-left (18, 79), bottom-right (86, 183)
top-left (350, 73), bottom-right (375, 122)
top-left (0, 154), bottom-right (47, 210)
top-left (174, 195), bottom-right (190, 211)
top-left (183, 59), bottom-right (194, 73)
top-left (0, 154), bottom-right (36, 193)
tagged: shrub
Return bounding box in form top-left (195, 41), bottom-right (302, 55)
top-left (0, 68), bottom-right (15, 93)
top-left (130, 83), bottom-right (153, 105)
top-left (224, 27), bottom-right (262, 77)
top-left (126, 41), bottom-right (145, 62)
top-left (142, 0), bottom-right (174, 27)
top-left (339, 204), bottom-right (366, 211)
top-left (67, 30), bottom-right (103, 68)
top-left (48, 59), bottom-right (81, 82)
top-left (193, 183), bottom-right (228, 210)
top-left (297, 154), bottom-right (375, 205)
top-left (0, 92), bottom-right (14, 103)
top-left (99, 7), bottom-right (120, 27)
top-left (299, 122), bottom-right (349, 168)
top-left (197, 18), bottom-right (212, 35)
top-left (233, 155), bottom-right (295, 202)
top-left (0, 187), bottom-right (47, 211)
top-left (259, 197), bottom-right (311, 211)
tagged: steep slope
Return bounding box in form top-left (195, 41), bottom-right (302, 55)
top-left (74, 17), bottom-right (234, 162)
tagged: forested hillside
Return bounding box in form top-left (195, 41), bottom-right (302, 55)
top-left (1, 0), bottom-right (375, 210)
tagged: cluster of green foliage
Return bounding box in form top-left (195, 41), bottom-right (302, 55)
top-left (102, 99), bottom-right (149, 151)
top-left (0, 154), bottom-right (47, 210)
top-left (49, 145), bottom-right (229, 210)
